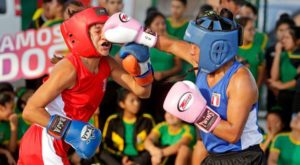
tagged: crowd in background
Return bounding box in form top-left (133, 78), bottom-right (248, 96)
top-left (0, 0), bottom-right (300, 164)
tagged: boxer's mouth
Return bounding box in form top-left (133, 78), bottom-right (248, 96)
top-left (101, 41), bottom-right (111, 47)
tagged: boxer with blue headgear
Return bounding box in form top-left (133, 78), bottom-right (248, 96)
top-left (102, 8), bottom-right (265, 164)
top-left (184, 10), bottom-right (242, 73)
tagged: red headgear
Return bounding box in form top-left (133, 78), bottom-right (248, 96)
top-left (60, 7), bottom-right (109, 57)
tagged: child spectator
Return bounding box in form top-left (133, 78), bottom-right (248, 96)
top-left (268, 112), bottom-right (300, 165)
top-left (269, 25), bottom-right (300, 124)
top-left (144, 112), bottom-right (196, 165)
top-left (237, 17), bottom-right (265, 88)
top-left (260, 106), bottom-right (285, 158)
top-left (142, 11), bottom-right (182, 122)
top-left (166, 0), bottom-right (195, 82)
top-left (265, 13), bottom-right (295, 111)
top-left (100, 88), bottom-right (155, 165)
top-left (0, 92), bottom-right (18, 154)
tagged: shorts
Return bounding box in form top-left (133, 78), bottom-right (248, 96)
top-left (18, 125), bottom-right (70, 165)
top-left (202, 145), bottom-right (266, 165)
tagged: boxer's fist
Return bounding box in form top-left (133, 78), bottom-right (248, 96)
top-left (47, 115), bottom-right (101, 159)
top-left (163, 81), bottom-right (221, 133)
top-left (120, 43), bottom-right (153, 86)
top-left (103, 12), bottom-right (157, 47)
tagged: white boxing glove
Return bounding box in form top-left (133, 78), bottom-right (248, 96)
top-left (103, 12), bottom-right (157, 47)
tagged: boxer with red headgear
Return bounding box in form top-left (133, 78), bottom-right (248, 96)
top-left (18, 7), bottom-right (152, 165)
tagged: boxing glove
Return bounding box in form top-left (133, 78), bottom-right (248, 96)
top-left (103, 12), bottom-right (157, 47)
top-left (47, 115), bottom-right (101, 159)
top-left (163, 81), bottom-right (221, 133)
top-left (120, 42), bottom-right (153, 86)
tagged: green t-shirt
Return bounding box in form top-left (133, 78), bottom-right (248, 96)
top-left (110, 44), bottom-right (122, 57)
top-left (123, 120), bottom-right (138, 156)
top-left (238, 43), bottom-right (265, 80)
top-left (280, 51), bottom-right (297, 84)
top-left (42, 19), bottom-right (64, 27)
top-left (166, 18), bottom-right (189, 40)
top-left (0, 115), bottom-right (30, 145)
top-left (271, 133), bottom-right (300, 165)
top-left (150, 48), bottom-right (175, 72)
top-left (152, 122), bottom-right (196, 148)
top-left (254, 31), bottom-right (268, 51)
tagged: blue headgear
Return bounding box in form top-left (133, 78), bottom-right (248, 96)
top-left (184, 11), bottom-right (242, 73)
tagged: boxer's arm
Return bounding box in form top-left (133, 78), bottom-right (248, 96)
top-left (156, 36), bottom-right (199, 68)
top-left (107, 56), bottom-right (151, 98)
top-left (212, 67), bottom-right (258, 143)
top-left (22, 59), bottom-right (76, 127)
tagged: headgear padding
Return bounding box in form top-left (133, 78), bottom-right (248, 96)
top-left (60, 7), bottom-right (109, 57)
top-left (184, 11), bottom-right (242, 73)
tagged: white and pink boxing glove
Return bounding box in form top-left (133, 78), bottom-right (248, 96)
top-left (163, 81), bottom-right (221, 133)
top-left (103, 12), bottom-right (157, 47)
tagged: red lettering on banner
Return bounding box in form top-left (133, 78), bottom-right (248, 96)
top-left (0, 25), bottom-right (68, 82)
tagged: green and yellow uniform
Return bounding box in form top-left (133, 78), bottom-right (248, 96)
top-left (280, 51), bottom-right (298, 84)
top-left (150, 48), bottom-right (176, 72)
top-left (254, 32), bottom-right (268, 51)
top-left (270, 133), bottom-right (300, 165)
top-left (152, 122), bottom-right (196, 148)
top-left (166, 18), bottom-right (195, 81)
top-left (123, 118), bottom-right (138, 156)
top-left (238, 43), bottom-right (265, 80)
top-left (0, 115), bottom-right (30, 145)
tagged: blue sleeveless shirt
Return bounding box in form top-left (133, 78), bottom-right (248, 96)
top-left (196, 61), bottom-right (263, 153)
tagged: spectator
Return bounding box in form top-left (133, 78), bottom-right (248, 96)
top-left (265, 13), bottom-right (295, 111)
top-left (144, 112), bottom-right (196, 165)
top-left (142, 11), bottom-right (182, 122)
top-left (166, 0), bottom-right (195, 82)
top-left (0, 92), bottom-right (18, 154)
top-left (0, 148), bottom-right (16, 165)
top-left (0, 83), bottom-right (14, 98)
top-left (219, 0), bottom-right (245, 15)
top-left (63, 0), bottom-right (85, 20)
top-left (15, 87), bottom-right (34, 113)
top-left (100, 88), bottom-right (155, 165)
top-left (237, 17), bottom-right (265, 88)
top-left (268, 112), bottom-right (300, 165)
top-left (238, 1), bottom-right (268, 56)
top-left (260, 106), bottom-right (285, 158)
top-left (191, 130), bottom-right (207, 165)
top-left (269, 26), bottom-right (300, 127)
top-left (105, 0), bottom-right (123, 16)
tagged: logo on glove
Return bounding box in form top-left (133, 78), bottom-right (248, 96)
top-left (178, 92), bottom-right (193, 112)
top-left (119, 13), bottom-right (130, 22)
top-left (81, 125), bottom-right (96, 144)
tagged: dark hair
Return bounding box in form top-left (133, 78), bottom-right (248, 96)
top-left (236, 16), bottom-right (253, 27)
top-left (43, 0), bottom-right (68, 5)
top-left (63, 0), bottom-right (84, 18)
top-left (144, 11), bottom-right (166, 28)
top-left (117, 88), bottom-right (132, 102)
top-left (146, 6), bottom-right (158, 17)
top-left (198, 4), bottom-right (213, 17)
top-left (242, 1), bottom-right (257, 16)
top-left (288, 26), bottom-right (300, 42)
top-left (173, 0), bottom-right (187, 6)
top-left (220, 0), bottom-right (245, 6)
top-left (0, 92), bottom-right (13, 106)
top-left (275, 13), bottom-right (295, 30)
top-left (0, 82), bottom-right (14, 94)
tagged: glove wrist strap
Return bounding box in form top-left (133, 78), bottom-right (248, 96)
top-left (47, 115), bottom-right (71, 139)
top-left (138, 30), bottom-right (157, 47)
top-left (194, 106), bottom-right (221, 133)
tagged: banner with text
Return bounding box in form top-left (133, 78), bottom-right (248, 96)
top-left (0, 25), bottom-right (68, 82)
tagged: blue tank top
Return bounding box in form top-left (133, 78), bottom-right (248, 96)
top-left (196, 61), bottom-right (263, 153)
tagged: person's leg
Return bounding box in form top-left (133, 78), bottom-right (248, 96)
top-left (175, 145), bottom-right (192, 165)
top-left (131, 151), bottom-right (151, 165)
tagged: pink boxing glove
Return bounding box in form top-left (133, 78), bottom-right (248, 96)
top-left (163, 81), bottom-right (221, 133)
top-left (103, 12), bottom-right (157, 47)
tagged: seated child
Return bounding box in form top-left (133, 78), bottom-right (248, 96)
top-left (100, 88), bottom-right (155, 165)
top-left (144, 112), bottom-right (196, 165)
